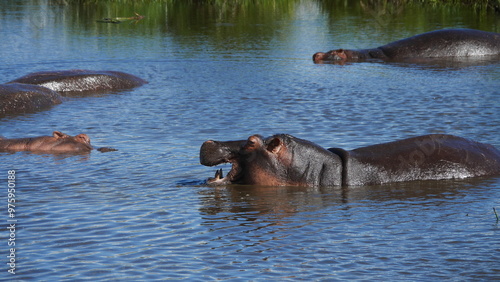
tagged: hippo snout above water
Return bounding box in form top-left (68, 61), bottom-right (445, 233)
top-left (0, 131), bottom-right (117, 154)
top-left (200, 134), bottom-right (500, 187)
top-left (313, 28), bottom-right (500, 64)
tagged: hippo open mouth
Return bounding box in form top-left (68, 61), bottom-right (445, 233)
top-left (200, 140), bottom-right (245, 185)
top-left (207, 160), bottom-right (243, 185)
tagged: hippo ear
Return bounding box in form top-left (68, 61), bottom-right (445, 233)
top-left (53, 131), bottom-right (66, 139)
top-left (333, 49), bottom-right (346, 57)
top-left (267, 137), bottom-right (282, 154)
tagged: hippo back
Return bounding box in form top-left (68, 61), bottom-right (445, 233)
top-left (338, 134), bottom-right (500, 186)
top-left (379, 29), bottom-right (500, 59)
top-left (8, 70), bottom-right (147, 94)
top-left (0, 83), bottom-right (63, 117)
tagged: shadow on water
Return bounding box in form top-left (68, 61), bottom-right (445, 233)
top-left (48, 0), bottom-right (300, 34)
top-left (196, 177), bottom-right (499, 219)
top-left (0, 150), bottom-right (92, 160)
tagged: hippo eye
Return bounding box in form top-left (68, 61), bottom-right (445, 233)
top-left (76, 135), bottom-right (90, 144)
top-left (244, 141), bottom-right (254, 148)
top-left (243, 139), bottom-right (258, 151)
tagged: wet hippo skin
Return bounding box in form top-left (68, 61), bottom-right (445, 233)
top-left (0, 131), bottom-right (92, 153)
top-left (0, 83), bottom-right (63, 117)
top-left (8, 69), bottom-right (148, 94)
top-left (0, 131), bottom-right (118, 154)
top-left (200, 134), bottom-right (500, 187)
top-left (313, 28), bottom-right (500, 64)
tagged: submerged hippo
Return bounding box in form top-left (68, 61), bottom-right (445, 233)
top-left (313, 29), bottom-right (500, 64)
top-left (0, 83), bottom-right (63, 117)
top-left (0, 131), bottom-right (117, 153)
top-left (200, 134), bottom-right (500, 187)
top-left (8, 70), bottom-right (147, 94)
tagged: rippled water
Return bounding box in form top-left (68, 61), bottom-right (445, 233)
top-left (1, 1), bottom-right (499, 280)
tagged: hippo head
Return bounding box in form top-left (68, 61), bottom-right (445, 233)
top-left (200, 134), bottom-right (342, 187)
top-left (50, 131), bottom-right (93, 152)
top-left (313, 49), bottom-right (349, 63)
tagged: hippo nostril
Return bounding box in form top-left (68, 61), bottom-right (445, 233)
top-left (313, 52), bottom-right (324, 62)
top-left (203, 140), bottom-right (221, 147)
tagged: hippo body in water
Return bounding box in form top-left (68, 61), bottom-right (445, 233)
top-left (8, 70), bottom-right (147, 94)
top-left (200, 134), bottom-right (500, 187)
top-left (0, 131), bottom-right (92, 153)
top-left (0, 131), bottom-right (117, 153)
top-left (313, 29), bottom-right (500, 64)
top-left (1, 69), bottom-right (146, 117)
top-left (0, 83), bottom-right (63, 117)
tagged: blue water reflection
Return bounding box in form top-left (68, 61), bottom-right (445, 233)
top-left (0, 1), bottom-right (499, 280)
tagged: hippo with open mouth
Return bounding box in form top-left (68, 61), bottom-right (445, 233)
top-left (200, 134), bottom-right (500, 187)
top-left (313, 28), bottom-right (500, 64)
top-left (0, 131), bottom-right (117, 154)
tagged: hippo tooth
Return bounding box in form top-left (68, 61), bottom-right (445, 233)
top-left (214, 168), bottom-right (223, 180)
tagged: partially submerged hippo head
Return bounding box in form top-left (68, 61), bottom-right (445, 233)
top-left (313, 49), bottom-right (351, 63)
top-left (0, 131), bottom-right (93, 153)
top-left (200, 134), bottom-right (342, 187)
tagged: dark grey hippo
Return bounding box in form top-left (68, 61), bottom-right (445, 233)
top-left (200, 134), bottom-right (500, 187)
top-left (8, 69), bottom-right (147, 94)
top-left (0, 83), bottom-right (63, 117)
top-left (313, 29), bottom-right (500, 64)
top-left (0, 131), bottom-right (117, 153)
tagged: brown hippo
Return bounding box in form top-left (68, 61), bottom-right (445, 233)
top-left (0, 83), bottom-right (63, 117)
top-left (313, 29), bottom-right (500, 64)
top-left (8, 70), bottom-right (147, 94)
top-left (200, 134), bottom-right (500, 187)
top-left (0, 131), bottom-right (92, 153)
top-left (0, 131), bottom-right (117, 153)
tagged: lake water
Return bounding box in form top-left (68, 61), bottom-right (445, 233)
top-left (1, 0), bottom-right (499, 280)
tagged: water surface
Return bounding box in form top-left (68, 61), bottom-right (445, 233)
top-left (1, 1), bottom-right (499, 280)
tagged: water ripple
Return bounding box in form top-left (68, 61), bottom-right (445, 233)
top-left (1, 2), bottom-right (499, 280)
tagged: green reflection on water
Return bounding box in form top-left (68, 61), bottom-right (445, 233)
top-left (3, 0), bottom-right (499, 58)
top-left (315, 0), bottom-right (500, 46)
top-left (11, 0), bottom-right (499, 34)
top-left (47, 0), bottom-right (301, 40)
top-left (40, 0), bottom-right (497, 35)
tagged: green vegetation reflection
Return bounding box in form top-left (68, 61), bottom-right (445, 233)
top-left (58, 0), bottom-right (500, 12)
